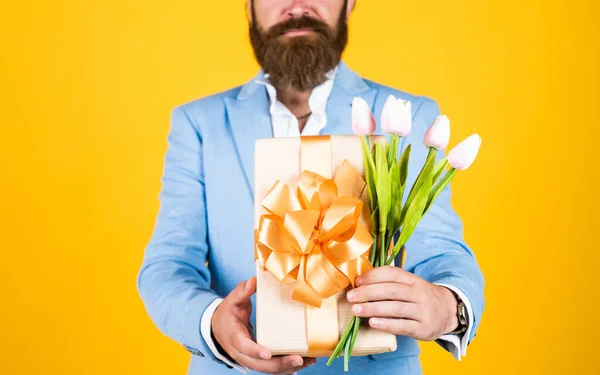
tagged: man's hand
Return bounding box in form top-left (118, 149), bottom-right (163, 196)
top-left (347, 266), bottom-right (459, 341)
top-left (211, 277), bottom-right (316, 374)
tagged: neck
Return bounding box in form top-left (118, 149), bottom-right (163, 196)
top-left (275, 86), bottom-right (313, 133)
top-left (275, 86), bottom-right (312, 116)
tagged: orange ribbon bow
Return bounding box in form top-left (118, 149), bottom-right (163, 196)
top-left (255, 160), bottom-right (374, 309)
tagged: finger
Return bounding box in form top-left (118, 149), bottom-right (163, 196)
top-left (246, 321), bottom-right (256, 341)
top-left (352, 301), bottom-right (420, 320)
top-left (230, 276), bottom-right (257, 305)
top-left (273, 357), bottom-right (317, 375)
top-left (369, 317), bottom-right (420, 336)
top-left (237, 353), bottom-right (305, 374)
top-left (355, 266), bottom-right (416, 287)
top-left (231, 328), bottom-right (272, 361)
top-left (347, 283), bottom-right (416, 303)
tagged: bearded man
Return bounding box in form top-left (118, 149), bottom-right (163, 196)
top-left (137, 1), bottom-right (484, 374)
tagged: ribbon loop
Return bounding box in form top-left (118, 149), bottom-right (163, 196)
top-left (255, 164), bottom-right (373, 308)
top-left (262, 181), bottom-right (302, 217)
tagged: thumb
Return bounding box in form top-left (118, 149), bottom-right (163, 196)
top-left (230, 276), bottom-right (257, 304)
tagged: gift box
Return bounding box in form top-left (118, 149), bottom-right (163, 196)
top-left (254, 135), bottom-right (397, 357)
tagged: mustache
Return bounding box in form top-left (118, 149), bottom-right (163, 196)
top-left (262, 16), bottom-right (333, 38)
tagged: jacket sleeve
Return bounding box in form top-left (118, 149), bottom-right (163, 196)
top-left (400, 98), bottom-right (485, 344)
top-left (137, 106), bottom-right (222, 360)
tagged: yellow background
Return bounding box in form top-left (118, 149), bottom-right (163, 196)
top-left (1, 0), bottom-right (598, 374)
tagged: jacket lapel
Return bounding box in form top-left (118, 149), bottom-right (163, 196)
top-left (225, 62), bottom-right (379, 195)
top-left (225, 76), bottom-right (273, 195)
top-left (322, 62), bottom-right (378, 135)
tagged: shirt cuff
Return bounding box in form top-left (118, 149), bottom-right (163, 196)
top-left (433, 283), bottom-right (475, 361)
top-left (200, 298), bottom-right (250, 373)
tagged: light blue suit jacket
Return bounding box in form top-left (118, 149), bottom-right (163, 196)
top-left (137, 62), bottom-right (484, 375)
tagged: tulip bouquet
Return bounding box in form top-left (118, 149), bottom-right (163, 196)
top-left (326, 96), bottom-right (482, 370)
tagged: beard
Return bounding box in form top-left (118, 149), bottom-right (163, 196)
top-left (249, 5), bottom-right (348, 91)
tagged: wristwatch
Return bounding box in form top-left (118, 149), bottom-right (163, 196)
top-left (448, 291), bottom-right (469, 335)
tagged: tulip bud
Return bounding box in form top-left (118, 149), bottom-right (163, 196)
top-left (448, 134), bottom-right (482, 170)
top-left (424, 115), bottom-right (450, 150)
top-left (352, 97), bottom-right (376, 136)
top-left (381, 95), bottom-right (412, 136)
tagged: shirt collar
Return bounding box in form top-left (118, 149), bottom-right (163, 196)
top-left (255, 67), bottom-right (338, 117)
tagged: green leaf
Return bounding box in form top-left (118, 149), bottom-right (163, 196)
top-left (399, 144), bottom-right (411, 186)
top-left (386, 172), bottom-right (433, 265)
top-left (375, 143), bottom-right (391, 233)
top-left (370, 207), bottom-right (379, 236)
top-left (432, 158), bottom-right (448, 184)
top-left (385, 139), bottom-right (392, 169)
top-left (398, 144), bottom-right (411, 201)
top-left (361, 136), bottom-right (377, 212)
top-left (387, 162), bottom-right (402, 235)
top-left (387, 134), bottom-right (399, 169)
top-left (400, 147), bottom-right (436, 225)
top-left (424, 167), bottom-right (457, 214)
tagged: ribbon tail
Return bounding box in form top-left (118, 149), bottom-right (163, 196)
top-left (338, 254), bottom-right (373, 288)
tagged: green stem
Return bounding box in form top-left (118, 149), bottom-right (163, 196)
top-left (343, 329), bottom-right (352, 371)
top-left (384, 234), bottom-right (393, 264)
top-left (348, 317), bottom-right (361, 355)
top-left (385, 243), bottom-right (405, 266)
top-left (327, 316), bottom-right (356, 366)
top-left (342, 317), bottom-right (361, 372)
top-left (369, 234), bottom-right (377, 265)
top-left (378, 231), bottom-right (386, 268)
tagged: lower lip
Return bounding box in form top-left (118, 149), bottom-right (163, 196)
top-left (283, 29), bottom-right (314, 37)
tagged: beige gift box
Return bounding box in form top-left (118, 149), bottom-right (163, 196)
top-left (254, 135), bottom-right (397, 357)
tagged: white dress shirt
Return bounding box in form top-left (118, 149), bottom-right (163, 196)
top-left (199, 69), bottom-right (473, 372)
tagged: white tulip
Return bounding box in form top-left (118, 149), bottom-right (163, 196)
top-left (448, 134), bottom-right (482, 170)
top-left (381, 95), bottom-right (412, 136)
top-left (352, 97), bottom-right (376, 136)
top-left (424, 115), bottom-right (451, 150)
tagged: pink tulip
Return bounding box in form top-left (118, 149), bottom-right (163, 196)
top-left (448, 134), bottom-right (482, 170)
top-left (352, 97), bottom-right (376, 136)
top-left (424, 115), bottom-right (451, 150)
top-left (381, 95), bottom-right (412, 136)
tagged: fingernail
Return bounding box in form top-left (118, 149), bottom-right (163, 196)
top-left (353, 304), bottom-right (362, 314)
top-left (370, 318), bottom-right (380, 327)
top-left (347, 290), bottom-right (355, 302)
top-left (292, 360), bottom-right (303, 367)
top-left (355, 277), bottom-right (363, 287)
top-left (259, 351), bottom-right (270, 360)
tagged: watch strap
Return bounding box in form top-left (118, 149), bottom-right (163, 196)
top-left (448, 291), bottom-right (468, 335)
